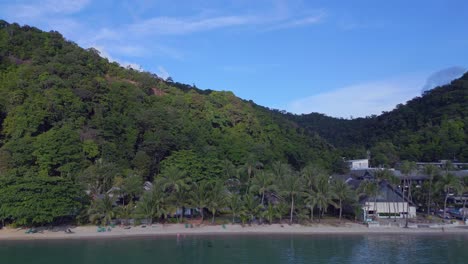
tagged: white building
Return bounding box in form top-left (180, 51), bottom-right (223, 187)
top-left (363, 202), bottom-right (416, 220)
top-left (347, 159), bottom-right (369, 170)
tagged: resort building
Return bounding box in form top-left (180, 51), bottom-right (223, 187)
top-left (346, 159), bottom-right (369, 170)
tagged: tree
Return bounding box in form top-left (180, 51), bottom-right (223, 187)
top-left (0, 176), bottom-right (85, 226)
top-left (332, 179), bottom-right (354, 222)
top-left (280, 172), bottom-right (304, 224)
top-left (313, 175), bottom-right (337, 222)
top-left (156, 166), bottom-right (190, 222)
top-left (437, 173), bottom-right (462, 221)
top-left (358, 180), bottom-right (379, 221)
top-left (190, 181), bottom-right (210, 222)
top-left (423, 165), bottom-right (439, 215)
top-left (136, 186), bottom-right (170, 224)
top-left (250, 170), bottom-right (276, 206)
top-left (207, 181), bottom-right (228, 224)
top-left (400, 161), bottom-right (417, 227)
top-left (228, 193), bottom-right (243, 223)
top-left (88, 194), bottom-right (116, 225)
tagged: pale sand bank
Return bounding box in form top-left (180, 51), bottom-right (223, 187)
top-left (1, 223), bottom-right (468, 240)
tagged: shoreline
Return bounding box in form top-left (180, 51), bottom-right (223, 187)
top-left (2, 223), bottom-right (468, 241)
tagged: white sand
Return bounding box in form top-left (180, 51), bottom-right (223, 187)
top-left (1, 223), bottom-right (467, 240)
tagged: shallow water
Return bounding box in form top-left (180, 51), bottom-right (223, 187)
top-left (1, 234), bottom-right (467, 264)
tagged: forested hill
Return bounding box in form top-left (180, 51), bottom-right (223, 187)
top-left (0, 20), bottom-right (342, 182)
top-left (289, 73), bottom-right (468, 166)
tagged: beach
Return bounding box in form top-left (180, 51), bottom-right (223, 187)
top-left (1, 222), bottom-right (468, 240)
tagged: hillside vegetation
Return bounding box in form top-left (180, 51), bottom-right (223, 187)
top-left (290, 74), bottom-right (468, 166)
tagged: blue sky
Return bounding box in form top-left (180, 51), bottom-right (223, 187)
top-left (1, 0), bottom-right (467, 118)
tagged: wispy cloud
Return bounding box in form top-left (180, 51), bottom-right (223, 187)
top-left (129, 15), bottom-right (256, 35)
top-left (156, 66), bottom-right (171, 80)
top-left (6, 0), bottom-right (90, 18)
top-left (421, 66), bottom-right (466, 92)
top-left (287, 75), bottom-right (426, 118)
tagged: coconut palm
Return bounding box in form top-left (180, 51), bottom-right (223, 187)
top-left (437, 173), bottom-right (462, 220)
top-left (136, 186), bottom-right (170, 224)
top-left (332, 179), bottom-right (354, 222)
top-left (400, 161), bottom-right (417, 227)
top-left (250, 171), bottom-right (276, 206)
top-left (228, 193), bottom-right (243, 223)
top-left (424, 164), bottom-right (439, 215)
top-left (207, 181), bottom-right (228, 224)
top-left (190, 181), bottom-right (210, 222)
top-left (280, 172), bottom-right (304, 224)
top-left (88, 194), bottom-right (116, 225)
top-left (304, 188), bottom-right (317, 221)
top-left (387, 173), bottom-right (402, 220)
top-left (263, 203), bottom-right (278, 224)
top-left (358, 180), bottom-right (379, 221)
top-left (155, 166), bottom-right (190, 222)
top-left (313, 175), bottom-right (337, 222)
top-left (243, 194), bottom-right (262, 224)
top-left (117, 201), bottom-right (134, 225)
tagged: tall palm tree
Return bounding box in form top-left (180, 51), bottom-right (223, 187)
top-left (304, 188), bottom-right (317, 221)
top-left (263, 203), bottom-right (278, 224)
top-left (400, 161), bottom-right (417, 227)
top-left (280, 172), bottom-right (304, 224)
top-left (243, 194), bottom-right (262, 224)
top-left (387, 173), bottom-right (402, 220)
top-left (437, 173), bottom-right (462, 220)
top-left (250, 171), bottom-right (276, 206)
top-left (88, 194), bottom-right (116, 225)
top-left (313, 175), bottom-right (337, 222)
top-left (136, 186), bottom-right (170, 224)
top-left (156, 166), bottom-right (190, 222)
top-left (358, 180), bottom-right (379, 221)
top-left (190, 181), bottom-right (210, 222)
top-left (207, 181), bottom-right (228, 224)
top-left (228, 193), bottom-right (243, 223)
top-left (424, 165), bottom-right (439, 216)
top-left (332, 179), bottom-right (353, 222)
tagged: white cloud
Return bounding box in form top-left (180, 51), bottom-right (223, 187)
top-left (287, 76), bottom-right (426, 118)
top-left (8, 0), bottom-right (90, 18)
top-left (421, 66), bottom-right (466, 92)
top-left (129, 15), bottom-right (256, 35)
top-left (92, 45), bottom-right (143, 71)
top-left (156, 66), bottom-right (170, 80)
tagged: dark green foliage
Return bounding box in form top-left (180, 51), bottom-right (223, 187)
top-left (290, 73), bottom-right (468, 162)
top-left (0, 176), bottom-right (85, 226)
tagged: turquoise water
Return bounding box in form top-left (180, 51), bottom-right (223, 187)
top-left (1, 234), bottom-right (467, 264)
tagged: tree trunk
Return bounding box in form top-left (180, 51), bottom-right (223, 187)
top-left (289, 195), bottom-right (294, 224)
top-left (463, 198), bottom-right (467, 222)
top-left (427, 178), bottom-right (433, 215)
top-left (339, 199), bottom-right (343, 222)
top-left (261, 192), bottom-right (265, 206)
top-left (212, 209), bottom-right (216, 224)
top-left (443, 192), bottom-right (449, 221)
top-left (200, 207), bottom-right (204, 222)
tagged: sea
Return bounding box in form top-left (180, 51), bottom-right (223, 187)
top-left (0, 234), bottom-right (467, 263)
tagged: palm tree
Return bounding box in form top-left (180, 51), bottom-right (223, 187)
top-left (243, 194), bottom-right (262, 224)
top-left (358, 180), bottom-right (379, 221)
top-left (263, 203), bottom-right (278, 224)
top-left (250, 171), bottom-right (276, 206)
top-left (275, 201), bottom-right (289, 224)
top-left (437, 173), bottom-right (462, 221)
top-left (88, 194), bottom-right (116, 225)
top-left (332, 179), bottom-right (353, 222)
top-left (190, 181), bottom-right (210, 222)
top-left (156, 166), bottom-right (190, 222)
top-left (280, 172), bottom-right (304, 224)
top-left (207, 181), bottom-right (228, 224)
top-left (424, 165), bottom-right (439, 216)
top-left (313, 175), bottom-right (337, 222)
top-left (117, 201), bottom-right (134, 225)
top-left (228, 193), bottom-right (243, 223)
top-left (304, 188), bottom-right (317, 221)
top-left (400, 161), bottom-right (417, 227)
top-left (387, 173), bottom-right (402, 220)
top-left (136, 186), bottom-right (170, 224)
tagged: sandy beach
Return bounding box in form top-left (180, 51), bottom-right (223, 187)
top-left (1, 223), bottom-right (468, 240)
